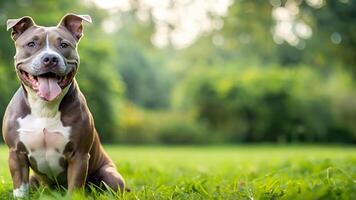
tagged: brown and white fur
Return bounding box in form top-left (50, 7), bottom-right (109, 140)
top-left (2, 14), bottom-right (126, 198)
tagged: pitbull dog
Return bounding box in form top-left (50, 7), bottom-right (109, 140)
top-left (2, 14), bottom-right (126, 198)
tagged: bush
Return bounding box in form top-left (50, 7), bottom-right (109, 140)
top-left (117, 102), bottom-right (210, 144)
top-left (175, 65), bottom-right (356, 143)
top-left (117, 103), bottom-right (158, 144)
top-left (156, 115), bottom-right (209, 144)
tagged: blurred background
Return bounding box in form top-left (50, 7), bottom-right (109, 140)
top-left (0, 0), bottom-right (355, 144)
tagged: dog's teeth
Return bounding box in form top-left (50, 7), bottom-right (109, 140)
top-left (28, 74), bottom-right (34, 80)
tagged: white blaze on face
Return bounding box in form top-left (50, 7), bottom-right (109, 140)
top-left (45, 34), bottom-right (50, 49)
top-left (44, 34), bottom-right (65, 67)
top-left (45, 34), bottom-right (60, 56)
top-left (33, 34), bottom-right (65, 101)
top-left (13, 183), bottom-right (29, 198)
top-left (30, 33), bottom-right (66, 73)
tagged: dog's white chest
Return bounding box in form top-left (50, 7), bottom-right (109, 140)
top-left (17, 112), bottom-right (71, 178)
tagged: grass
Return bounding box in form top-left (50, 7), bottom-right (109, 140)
top-left (0, 145), bottom-right (355, 199)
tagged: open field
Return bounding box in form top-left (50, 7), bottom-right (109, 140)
top-left (0, 145), bottom-right (355, 199)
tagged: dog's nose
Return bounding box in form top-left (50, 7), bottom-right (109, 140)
top-left (41, 53), bottom-right (59, 67)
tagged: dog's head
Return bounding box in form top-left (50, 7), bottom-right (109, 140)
top-left (6, 13), bottom-right (92, 101)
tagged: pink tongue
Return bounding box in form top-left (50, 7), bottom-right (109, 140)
top-left (37, 77), bottom-right (62, 101)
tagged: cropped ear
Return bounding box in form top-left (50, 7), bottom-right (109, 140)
top-left (6, 16), bottom-right (35, 41)
top-left (58, 13), bottom-right (92, 41)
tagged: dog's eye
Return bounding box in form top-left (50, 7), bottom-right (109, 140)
top-left (26, 41), bottom-right (35, 48)
top-left (60, 42), bottom-right (69, 49)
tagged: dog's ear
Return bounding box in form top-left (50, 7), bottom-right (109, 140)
top-left (6, 16), bottom-right (35, 41)
top-left (58, 13), bottom-right (92, 41)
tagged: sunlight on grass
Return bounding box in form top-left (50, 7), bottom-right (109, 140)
top-left (0, 145), bottom-right (355, 199)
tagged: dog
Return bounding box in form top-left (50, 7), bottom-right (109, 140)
top-left (2, 13), bottom-right (126, 198)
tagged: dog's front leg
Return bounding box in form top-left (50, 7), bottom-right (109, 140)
top-left (67, 152), bottom-right (90, 192)
top-left (9, 149), bottom-right (29, 198)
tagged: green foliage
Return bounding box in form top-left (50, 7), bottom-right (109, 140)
top-left (117, 103), bottom-right (208, 144)
top-left (77, 37), bottom-right (124, 142)
top-left (300, 0), bottom-right (356, 72)
top-left (0, 0), bottom-right (356, 144)
top-left (0, 145), bottom-right (355, 199)
top-left (116, 103), bottom-right (158, 144)
top-left (116, 39), bottom-right (171, 109)
top-left (157, 117), bottom-right (208, 144)
top-left (175, 65), bottom-right (356, 143)
top-left (113, 12), bottom-right (174, 110)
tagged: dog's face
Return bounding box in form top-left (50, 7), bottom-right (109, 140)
top-left (7, 14), bottom-right (91, 101)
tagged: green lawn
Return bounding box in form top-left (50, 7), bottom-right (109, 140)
top-left (0, 145), bottom-right (355, 199)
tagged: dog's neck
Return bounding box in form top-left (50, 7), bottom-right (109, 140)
top-left (23, 84), bottom-right (70, 118)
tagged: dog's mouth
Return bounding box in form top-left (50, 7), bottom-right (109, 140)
top-left (19, 70), bottom-right (75, 101)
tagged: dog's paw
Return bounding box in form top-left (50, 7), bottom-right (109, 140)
top-left (13, 183), bottom-right (29, 198)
